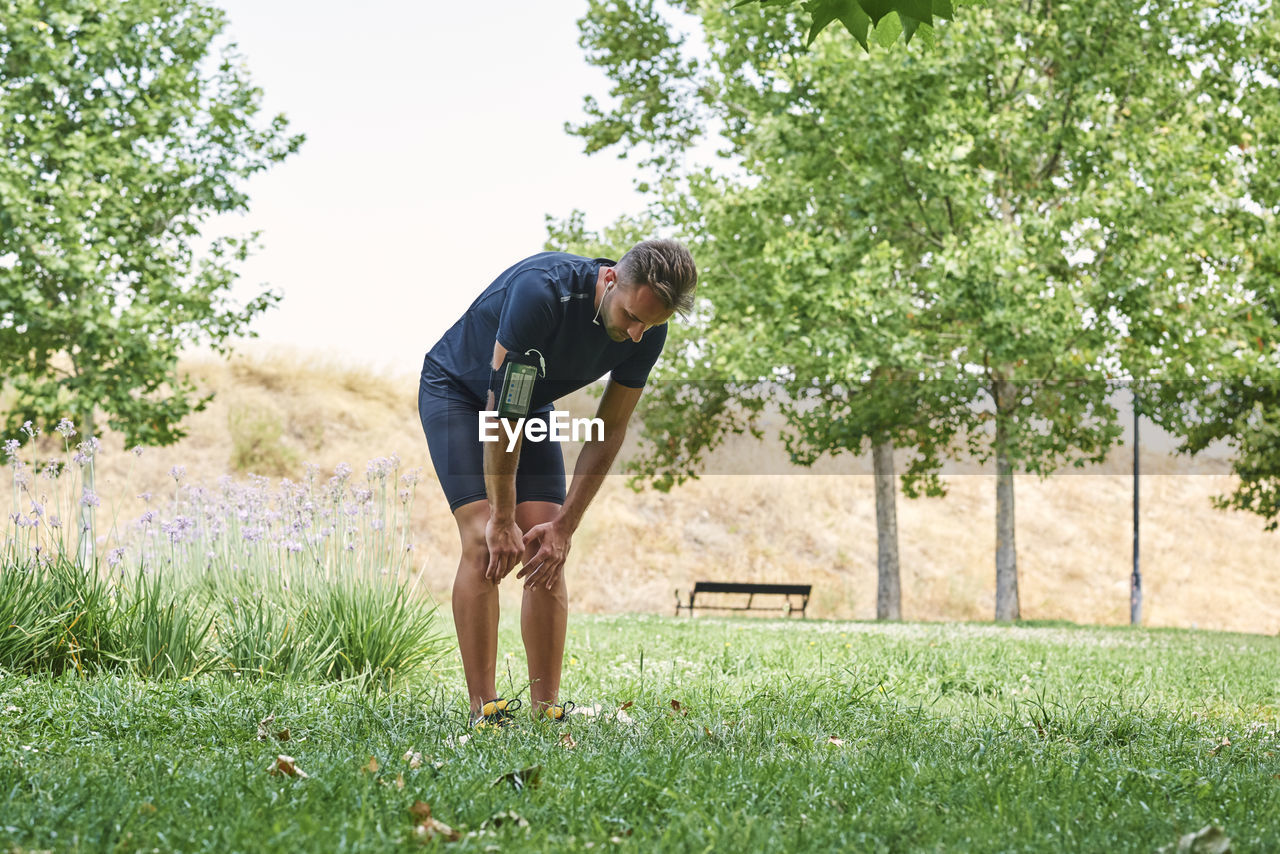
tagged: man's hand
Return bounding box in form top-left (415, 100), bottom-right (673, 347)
top-left (484, 516), bottom-right (525, 583)
top-left (517, 519), bottom-right (572, 590)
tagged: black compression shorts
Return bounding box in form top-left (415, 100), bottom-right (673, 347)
top-left (418, 373), bottom-right (567, 513)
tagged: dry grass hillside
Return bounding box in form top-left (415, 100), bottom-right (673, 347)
top-left (6, 347), bottom-right (1278, 634)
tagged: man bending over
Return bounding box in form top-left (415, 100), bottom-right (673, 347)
top-left (418, 240), bottom-right (697, 726)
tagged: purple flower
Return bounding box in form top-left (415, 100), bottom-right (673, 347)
top-left (334, 462), bottom-right (352, 480)
top-left (139, 510), bottom-right (157, 525)
top-left (74, 438), bottom-right (100, 464)
top-left (3, 438), bottom-right (19, 459)
top-left (242, 526), bottom-right (264, 543)
top-left (161, 516), bottom-right (194, 543)
top-left (132, 445), bottom-right (144, 457)
top-left (400, 470), bottom-right (421, 487)
top-left (169, 465), bottom-right (186, 482)
top-left (29, 501), bottom-right (43, 518)
top-left (80, 489), bottom-right (100, 508)
top-left (21, 421), bottom-right (37, 438)
top-left (138, 492), bottom-right (152, 504)
top-left (49, 515), bottom-right (62, 530)
top-left (107, 547), bottom-right (125, 569)
top-left (56, 419), bottom-right (76, 438)
top-left (42, 460), bottom-right (63, 480)
top-left (285, 541), bottom-right (303, 554)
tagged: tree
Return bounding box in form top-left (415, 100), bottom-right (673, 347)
top-left (1115, 7), bottom-right (1280, 532)
top-left (568, 0), bottom-right (1264, 620)
top-left (0, 0), bottom-right (303, 448)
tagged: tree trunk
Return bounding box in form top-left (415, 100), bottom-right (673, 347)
top-left (872, 436), bottom-right (901, 620)
top-left (994, 380), bottom-right (1020, 621)
top-left (77, 410), bottom-right (95, 568)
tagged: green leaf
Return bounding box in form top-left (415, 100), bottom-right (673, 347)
top-left (873, 11), bottom-right (904, 48)
top-left (803, 0), bottom-right (871, 48)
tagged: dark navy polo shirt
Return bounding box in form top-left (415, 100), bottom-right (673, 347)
top-left (421, 252), bottom-right (667, 410)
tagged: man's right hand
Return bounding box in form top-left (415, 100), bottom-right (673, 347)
top-left (484, 515), bottom-right (524, 582)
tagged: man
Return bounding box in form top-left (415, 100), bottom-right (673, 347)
top-left (418, 240), bottom-right (697, 726)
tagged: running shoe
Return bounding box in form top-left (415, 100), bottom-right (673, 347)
top-left (470, 697), bottom-right (522, 729)
top-left (540, 700), bottom-right (576, 722)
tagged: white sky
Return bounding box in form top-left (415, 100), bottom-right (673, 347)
top-left (209, 0), bottom-right (649, 374)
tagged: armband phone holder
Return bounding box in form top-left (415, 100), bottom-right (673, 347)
top-left (495, 351), bottom-right (541, 420)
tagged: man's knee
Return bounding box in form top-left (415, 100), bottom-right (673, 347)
top-left (460, 528), bottom-right (488, 564)
top-left (455, 503), bottom-right (490, 565)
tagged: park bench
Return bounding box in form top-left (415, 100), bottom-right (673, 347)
top-left (674, 581), bottom-right (812, 618)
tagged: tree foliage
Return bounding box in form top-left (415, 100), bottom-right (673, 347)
top-left (567, 0), bottom-right (1280, 615)
top-left (0, 0), bottom-right (303, 444)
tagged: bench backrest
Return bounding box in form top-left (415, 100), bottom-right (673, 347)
top-left (691, 582), bottom-right (811, 596)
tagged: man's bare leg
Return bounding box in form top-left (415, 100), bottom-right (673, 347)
top-left (451, 499), bottom-right (502, 716)
top-left (516, 500), bottom-right (569, 716)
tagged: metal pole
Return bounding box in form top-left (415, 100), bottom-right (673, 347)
top-left (1131, 390), bottom-right (1142, 626)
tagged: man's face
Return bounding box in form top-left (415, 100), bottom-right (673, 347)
top-left (602, 277), bottom-right (675, 343)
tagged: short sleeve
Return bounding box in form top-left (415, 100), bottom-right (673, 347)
top-left (609, 323), bottom-right (668, 388)
top-left (496, 271), bottom-right (558, 356)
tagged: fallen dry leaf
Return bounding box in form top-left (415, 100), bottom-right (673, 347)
top-left (138, 802), bottom-right (157, 815)
top-left (670, 699), bottom-right (687, 717)
top-left (492, 765), bottom-right (542, 792)
top-left (395, 772), bottom-right (405, 790)
top-left (268, 754), bottom-right (308, 778)
top-left (560, 732), bottom-right (577, 750)
top-left (360, 756), bottom-right (379, 774)
top-left (415, 819), bottom-right (460, 843)
top-left (1209, 737), bottom-right (1231, 757)
top-left (615, 709), bottom-right (635, 725)
top-left (619, 701), bottom-right (634, 711)
top-left (1171, 824), bottom-right (1231, 854)
top-left (275, 728), bottom-right (290, 742)
top-left (827, 736), bottom-right (845, 747)
top-left (409, 801), bottom-right (460, 843)
top-left (403, 750), bottom-right (423, 769)
top-left (257, 714), bottom-right (275, 741)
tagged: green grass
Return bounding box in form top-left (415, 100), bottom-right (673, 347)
top-left (2, 615), bottom-right (1279, 852)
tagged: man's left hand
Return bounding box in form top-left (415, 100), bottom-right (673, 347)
top-left (518, 519), bottom-right (572, 590)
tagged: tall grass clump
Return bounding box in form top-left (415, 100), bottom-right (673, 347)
top-left (0, 555), bottom-right (118, 675)
top-left (3, 421), bottom-right (449, 685)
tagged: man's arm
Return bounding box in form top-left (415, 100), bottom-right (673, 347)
top-left (484, 340), bottom-right (524, 581)
top-left (517, 378), bottom-right (643, 589)
top-left (559, 379), bottom-right (642, 534)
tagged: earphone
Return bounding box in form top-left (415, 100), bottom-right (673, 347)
top-left (591, 279), bottom-right (615, 327)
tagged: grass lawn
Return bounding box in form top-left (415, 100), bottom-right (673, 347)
top-left (2, 614), bottom-right (1278, 852)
